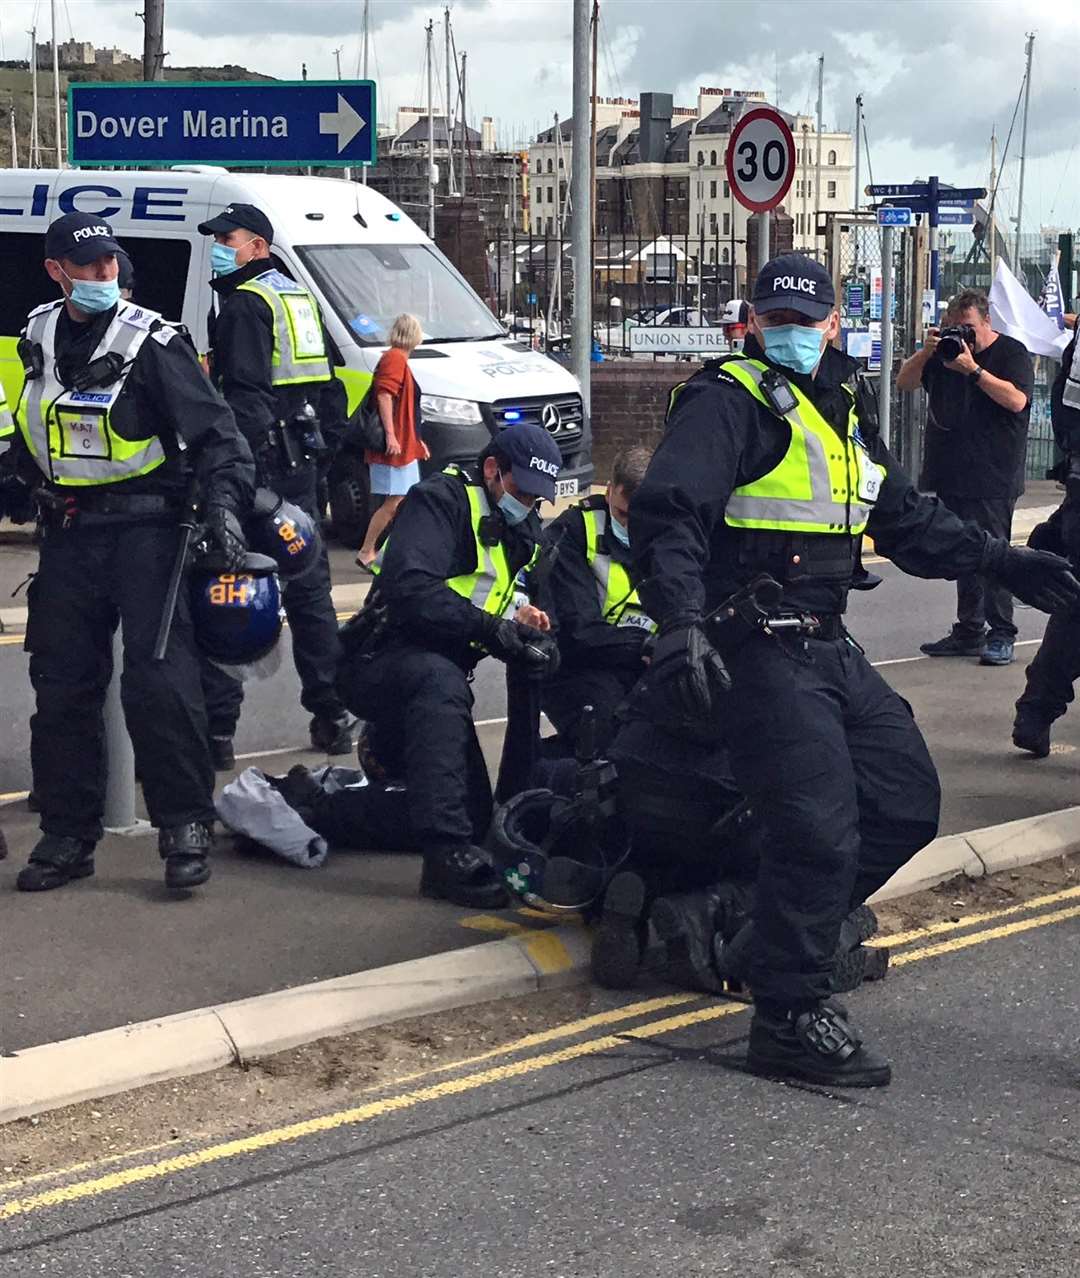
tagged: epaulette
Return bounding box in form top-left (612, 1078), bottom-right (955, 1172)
top-left (26, 299), bottom-right (62, 321)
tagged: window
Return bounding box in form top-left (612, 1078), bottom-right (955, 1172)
top-left (710, 149), bottom-right (717, 166)
top-left (828, 149), bottom-right (837, 166)
top-left (547, 217), bottom-right (554, 235)
top-left (297, 243), bottom-right (502, 347)
top-left (559, 181), bottom-right (567, 205)
top-left (807, 181), bottom-right (812, 198)
top-left (558, 158), bottom-right (564, 170)
top-left (708, 247), bottom-right (715, 263)
top-left (546, 158), bottom-right (553, 173)
top-left (723, 179), bottom-right (729, 198)
top-left (548, 186), bottom-right (555, 204)
top-left (827, 180), bottom-right (837, 199)
top-left (697, 150), bottom-right (704, 165)
top-left (709, 179), bottom-right (717, 199)
top-left (721, 247), bottom-right (729, 264)
top-left (709, 212), bottom-right (717, 235)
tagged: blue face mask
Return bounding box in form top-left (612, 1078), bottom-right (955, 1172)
top-left (63, 272), bottom-right (120, 316)
top-left (609, 515), bottom-right (630, 548)
top-left (761, 324), bottom-right (826, 376)
top-left (210, 242), bottom-right (240, 276)
top-left (497, 485), bottom-right (534, 526)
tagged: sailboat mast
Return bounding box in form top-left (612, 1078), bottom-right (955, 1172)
top-left (1013, 32), bottom-right (1034, 277)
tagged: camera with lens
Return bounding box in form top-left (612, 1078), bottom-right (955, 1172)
top-left (935, 324), bottom-right (976, 362)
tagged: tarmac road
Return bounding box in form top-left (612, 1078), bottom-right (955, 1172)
top-left (0, 889), bottom-right (1077, 1277)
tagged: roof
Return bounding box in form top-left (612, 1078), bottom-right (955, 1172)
top-left (536, 118), bottom-right (574, 144)
top-left (395, 115), bottom-right (481, 147)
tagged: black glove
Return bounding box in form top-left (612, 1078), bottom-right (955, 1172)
top-left (1027, 517), bottom-right (1066, 556)
top-left (0, 472), bottom-right (35, 525)
top-left (204, 503), bottom-right (247, 573)
top-left (1056, 485), bottom-right (1080, 559)
top-left (983, 540), bottom-right (1080, 614)
top-left (483, 618), bottom-right (560, 674)
top-left (648, 621), bottom-right (731, 721)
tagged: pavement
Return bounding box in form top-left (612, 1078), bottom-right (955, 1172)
top-left (1, 890), bottom-right (1077, 1275)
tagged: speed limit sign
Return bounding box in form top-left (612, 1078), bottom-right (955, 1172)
top-left (725, 106), bottom-right (796, 213)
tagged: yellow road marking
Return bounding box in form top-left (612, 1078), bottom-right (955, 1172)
top-left (0, 790), bottom-right (29, 804)
top-left (872, 882), bottom-right (1080, 949)
top-left (0, 1141), bottom-right (176, 1195)
top-left (3, 896), bottom-right (1078, 1222)
top-left (523, 931), bottom-right (574, 974)
top-left (0, 633), bottom-right (23, 646)
top-left (458, 915), bottom-right (528, 937)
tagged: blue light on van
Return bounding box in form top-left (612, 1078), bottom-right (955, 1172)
top-left (502, 410), bottom-right (521, 421)
top-left (386, 212), bottom-right (401, 221)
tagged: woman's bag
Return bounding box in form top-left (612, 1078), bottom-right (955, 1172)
top-left (349, 383), bottom-right (387, 453)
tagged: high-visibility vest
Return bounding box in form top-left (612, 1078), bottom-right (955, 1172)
top-left (235, 270), bottom-right (332, 387)
top-left (580, 502), bottom-right (655, 634)
top-left (0, 383), bottom-right (12, 452)
top-left (17, 299), bottom-right (169, 487)
top-left (671, 357), bottom-right (886, 536)
top-left (372, 466), bottom-right (538, 620)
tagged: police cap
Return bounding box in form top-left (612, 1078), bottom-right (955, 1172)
top-left (752, 253), bottom-right (835, 321)
top-left (45, 212), bottom-right (124, 266)
top-left (197, 203), bottom-right (275, 244)
top-left (495, 421), bottom-right (563, 501)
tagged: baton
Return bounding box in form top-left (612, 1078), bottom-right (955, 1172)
top-left (153, 478), bottom-right (201, 663)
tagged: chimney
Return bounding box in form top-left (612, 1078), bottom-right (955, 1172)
top-left (637, 92), bottom-right (673, 164)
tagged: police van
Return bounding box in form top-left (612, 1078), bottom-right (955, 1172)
top-left (0, 167), bottom-right (591, 540)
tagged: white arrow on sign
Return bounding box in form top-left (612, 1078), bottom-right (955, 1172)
top-left (319, 93), bottom-right (366, 153)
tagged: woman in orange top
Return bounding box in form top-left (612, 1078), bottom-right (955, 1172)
top-left (357, 313), bottom-right (429, 567)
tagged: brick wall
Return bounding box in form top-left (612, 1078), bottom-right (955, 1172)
top-left (589, 360), bottom-right (703, 475)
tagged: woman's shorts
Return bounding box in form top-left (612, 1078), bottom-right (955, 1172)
top-left (369, 460), bottom-right (421, 496)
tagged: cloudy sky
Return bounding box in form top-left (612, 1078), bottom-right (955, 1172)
top-left (4, 0), bottom-right (1078, 230)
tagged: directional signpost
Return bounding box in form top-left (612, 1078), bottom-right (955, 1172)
top-left (865, 175), bottom-right (987, 297)
top-left (726, 105), bottom-right (796, 270)
top-left (68, 80), bottom-right (376, 168)
top-left (877, 206), bottom-right (914, 227)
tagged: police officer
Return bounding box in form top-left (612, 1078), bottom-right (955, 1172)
top-left (541, 446), bottom-right (655, 753)
top-left (1012, 318), bottom-right (1080, 755)
top-left (8, 212), bottom-right (254, 893)
top-left (198, 203), bottom-right (352, 767)
top-left (337, 422), bottom-right (563, 908)
top-left (631, 253), bottom-right (1080, 1087)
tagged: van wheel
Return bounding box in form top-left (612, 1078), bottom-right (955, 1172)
top-left (329, 475), bottom-right (370, 548)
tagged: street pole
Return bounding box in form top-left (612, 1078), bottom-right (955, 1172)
top-left (928, 173), bottom-right (940, 305)
top-left (444, 7), bottom-right (454, 195)
top-left (814, 53), bottom-right (823, 256)
top-left (426, 19), bottom-right (435, 239)
top-left (590, 0), bottom-right (598, 239)
top-left (361, 0), bottom-right (370, 184)
top-left (801, 122), bottom-right (809, 252)
top-left (879, 223), bottom-right (894, 448)
top-left (28, 27), bottom-right (40, 167)
top-left (760, 209), bottom-right (770, 269)
top-left (852, 95), bottom-right (862, 272)
top-left (102, 631), bottom-right (149, 836)
top-left (50, 0), bottom-right (61, 167)
top-left (142, 0), bottom-right (165, 81)
top-left (570, 0), bottom-right (592, 442)
top-left (1013, 32), bottom-right (1034, 279)
top-left (333, 46), bottom-right (351, 180)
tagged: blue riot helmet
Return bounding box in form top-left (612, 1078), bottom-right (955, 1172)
top-left (246, 487), bottom-right (321, 579)
top-left (190, 552), bottom-right (284, 665)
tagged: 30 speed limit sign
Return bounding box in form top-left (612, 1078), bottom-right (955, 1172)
top-left (725, 106), bottom-right (796, 213)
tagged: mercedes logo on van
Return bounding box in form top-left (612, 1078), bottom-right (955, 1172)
top-left (541, 402), bottom-right (562, 434)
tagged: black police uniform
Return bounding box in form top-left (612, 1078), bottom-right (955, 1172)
top-left (540, 495), bottom-right (651, 751)
top-left (632, 333), bottom-right (1061, 1020)
top-left (1013, 330), bottom-right (1080, 749)
top-left (336, 466), bottom-right (546, 907)
top-left (201, 254), bottom-right (349, 754)
top-left (11, 247), bottom-right (253, 889)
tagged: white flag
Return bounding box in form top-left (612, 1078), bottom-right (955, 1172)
top-left (989, 259), bottom-right (1071, 360)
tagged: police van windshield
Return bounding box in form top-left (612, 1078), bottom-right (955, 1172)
top-left (296, 243), bottom-right (505, 346)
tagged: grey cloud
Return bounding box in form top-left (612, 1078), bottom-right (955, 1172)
top-left (165, 0), bottom-right (487, 40)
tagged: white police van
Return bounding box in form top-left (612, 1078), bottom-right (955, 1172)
top-left (0, 167), bottom-right (590, 539)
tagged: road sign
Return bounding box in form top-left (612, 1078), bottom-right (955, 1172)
top-left (937, 209), bottom-right (974, 225)
top-left (68, 80), bottom-right (376, 168)
top-left (628, 326), bottom-right (729, 355)
top-left (877, 206), bottom-right (914, 226)
top-left (866, 183), bottom-right (928, 197)
top-left (725, 106), bottom-right (796, 213)
top-left (866, 182), bottom-right (985, 202)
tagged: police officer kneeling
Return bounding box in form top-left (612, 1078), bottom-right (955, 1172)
top-left (337, 423), bottom-right (562, 908)
top-left (632, 253), bottom-right (1080, 1087)
top-left (541, 446), bottom-right (654, 753)
top-left (7, 213), bottom-right (254, 892)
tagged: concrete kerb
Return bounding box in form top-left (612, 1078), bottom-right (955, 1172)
top-left (1, 808), bottom-right (1076, 1125)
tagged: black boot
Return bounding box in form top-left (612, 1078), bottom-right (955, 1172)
top-left (16, 834), bottom-right (96, 892)
top-left (209, 735), bottom-right (236, 772)
top-left (1012, 709), bottom-right (1052, 758)
top-left (310, 713), bottom-right (356, 755)
top-left (650, 886), bottom-right (733, 994)
top-left (591, 871), bottom-right (648, 990)
top-left (159, 821), bottom-right (212, 890)
top-left (420, 844), bottom-right (509, 909)
top-left (747, 1002), bottom-right (892, 1087)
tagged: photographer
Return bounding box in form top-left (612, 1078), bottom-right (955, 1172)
top-left (897, 289), bottom-right (1034, 666)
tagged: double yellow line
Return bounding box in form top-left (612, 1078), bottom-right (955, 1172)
top-left (2, 882), bottom-right (1079, 1222)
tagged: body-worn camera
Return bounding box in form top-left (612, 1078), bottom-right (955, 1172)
top-left (935, 324), bottom-right (976, 362)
